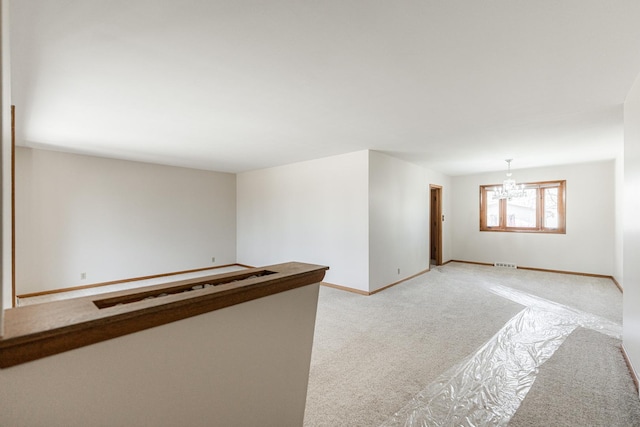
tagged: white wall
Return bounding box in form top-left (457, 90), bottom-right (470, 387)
top-left (623, 72), bottom-right (640, 381)
top-left (0, 283), bottom-right (320, 427)
top-left (15, 148), bottom-right (236, 295)
top-left (1, 0), bottom-right (11, 322)
top-left (0, 0), bottom-right (5, 328)
top-left (369, 151), bottom-right (446, 291)
top-left (237, 151), bottom-right (370, 292)
top-left (15, 146), bottom-right (450, 296)
top-left (614, 155), bottom-right (624, 284)
top-left (451, 161), bottom-right (615, 275)
top-left (238, 150), bottom-right (452, 294)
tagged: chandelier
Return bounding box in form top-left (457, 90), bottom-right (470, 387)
top-left (492, 159), bottom-right (526, 200)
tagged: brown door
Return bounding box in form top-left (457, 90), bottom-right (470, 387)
top-left (430, 185), bottom-right (442, 266)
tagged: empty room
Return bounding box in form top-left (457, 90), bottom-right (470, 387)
top-left (1, 1), bottom-right (640, 426)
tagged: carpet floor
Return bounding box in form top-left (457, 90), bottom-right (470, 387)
top-left (303, 262), bottom-right (639, 426)
top-left (509, 327), bottom-right (640, 426)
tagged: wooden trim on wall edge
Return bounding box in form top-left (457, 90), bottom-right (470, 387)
top-left (450, 259), bottom-right (493, 267)
top-left (451, 260), bottom-right (621, 291)
top-left (234, 263), bottom-right (255, 269)
top-left (321, 282), bottom-right (370, 296)
top-left (11, 105), bottom-right (15, 307)
top-left (370, 268), bottom-right (431, 295)
top-left (611, 276), bottom-right (623, 293)
top-left (16, 264), bottom-right (250, 299)
top-left (621, 344), bottom-right (640, 394)
top-left (517, 265), bottom-right (614, 280)
top-left (322, 267), bottom-right (432, 296)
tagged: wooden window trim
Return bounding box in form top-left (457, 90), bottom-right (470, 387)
top-left (479, 180), bottom-right (566, 234)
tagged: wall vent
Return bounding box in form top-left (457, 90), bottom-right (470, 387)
top-left (494, 262), bottom-right (517, 269)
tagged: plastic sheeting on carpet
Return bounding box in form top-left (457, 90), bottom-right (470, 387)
top-left (380, 285), bottom-right (622, 427)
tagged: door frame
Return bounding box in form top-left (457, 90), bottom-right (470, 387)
top-left (430, 184), bottom-right (443, 266)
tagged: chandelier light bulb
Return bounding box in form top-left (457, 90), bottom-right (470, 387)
top-left (492, 159), bottom-right (526, 200)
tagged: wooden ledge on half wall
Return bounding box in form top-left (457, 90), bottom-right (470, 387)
top-left (0, 262), bottom-right (329, 369)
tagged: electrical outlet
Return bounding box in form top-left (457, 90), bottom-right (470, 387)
top-left (81, 272), bottom-right (87, 280)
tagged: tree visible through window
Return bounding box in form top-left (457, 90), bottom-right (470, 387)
top-left (480, 180), bottom-right (566, 233)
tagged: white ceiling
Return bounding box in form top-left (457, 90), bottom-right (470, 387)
top-left (9, 0), bottom-right (640, 176)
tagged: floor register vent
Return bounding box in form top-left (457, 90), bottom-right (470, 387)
top-left (494, 262), bottom-right (517, 268)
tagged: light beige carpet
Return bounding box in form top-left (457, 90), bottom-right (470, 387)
top-left (303, 262), bottom-right (638, 426)
top-left (509, 327), bottom-right (640, 426)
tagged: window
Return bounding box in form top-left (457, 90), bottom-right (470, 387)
top-left (480, 180), bottom-right (566, 233)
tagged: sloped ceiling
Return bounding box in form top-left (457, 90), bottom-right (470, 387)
top-left (9, 0), bottom-right (640, 175)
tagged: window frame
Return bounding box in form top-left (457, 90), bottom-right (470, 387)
top-left (479, 180), bottom-right (566, 234)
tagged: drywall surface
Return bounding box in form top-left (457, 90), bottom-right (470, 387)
top-left (15, 148), bottom-right (236, 294)
top-left (451, 160), bottom-right (615, 275)
top-left (237, 151), bottom-right (369, 292)
top-left (624, 72), bottom-right (640, 381)
top-left (614, 155), bottom-right (624, 285)
top-left (368, 151), bottom-right (430, 292)
top-left (1, 0), bottom-right (11, 317)
top-left (0, 283), bottom-right (320, 427)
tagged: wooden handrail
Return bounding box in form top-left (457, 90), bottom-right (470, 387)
top-left (0, 262), bottom-right (328, 368)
